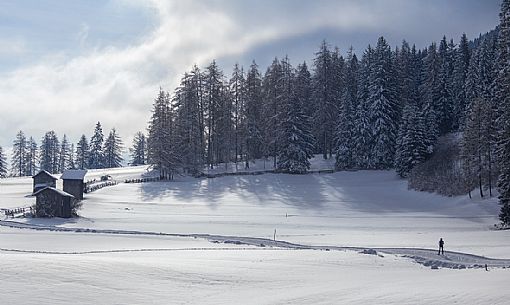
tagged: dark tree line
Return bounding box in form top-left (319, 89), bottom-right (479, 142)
top-left (8, 122), bottom-right (125, 175)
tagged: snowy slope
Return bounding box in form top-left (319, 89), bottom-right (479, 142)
top-left (1, 163), bottom-right (509, 304)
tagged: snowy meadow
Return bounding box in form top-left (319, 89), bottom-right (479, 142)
top-left (1, 164), bottom-right (509, 304)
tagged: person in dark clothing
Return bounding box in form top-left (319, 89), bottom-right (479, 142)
top-left (438, 238), bottom-right (444, 255)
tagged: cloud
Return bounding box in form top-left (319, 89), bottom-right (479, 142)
top-left (76, 23), bottom-right (90, 47)
top-left (0, 0), bottom-right (500, 152)
top-left (0, 38), bottom-right (26, 56)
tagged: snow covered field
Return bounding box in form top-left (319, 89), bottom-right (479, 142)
top-left (1, 162), bottom-right (509, 304)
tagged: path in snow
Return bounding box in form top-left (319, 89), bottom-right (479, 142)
top-left (1, 219), bottom-right (509, 270)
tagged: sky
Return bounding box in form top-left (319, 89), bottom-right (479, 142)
top-left (0, 0), bottom-right (502, 156)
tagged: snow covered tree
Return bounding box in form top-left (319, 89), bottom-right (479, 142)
top-left (395, 103), bottom-right (428, 177)
top-left (353, 46), bottom-right (375, 168)
top-left (25, 137), bottom-right (38, 176)
top-left (152, 85), bottom-right (182, 179)
top-left (203, 61), bottom-right (231, 168)
top-left (452, 33), bottom-right (471, 130)
top-left (436, 36), bottom-right (455, 134)
top-left (312, 40), bottom-right (337, 159)
top-left (243, 61), bottom-right (264, 165)
top-left (461, 98), bottom-right (492, 198)
top-left (103, 128), bottom-right (124, 168)
top-left (89, 122), bottom-right (105, 169)
top-left (335, 47), bottom-right (358, 170)
top-left (68, 144), bottom-right (75, 170)
top-left (262, 57), bottom-right (285, 167)
top-left (130, 131), bottom-right (147, 166)
top-left (58, 135), bottom-right (72, 172)
top-left (39, 131), bottom-right (60, 174)
top-left (76, 135), bottom-right (90, 170)
top-left (0, 146), bottom-right (7, 178)
top-left (277, 57), bottom-right (315, 173)
top-left (420, 43), bottom-right (441, 152)
top-left (495, 0), bottom-right (510, 225)
top-left (229, 63), bottom-right (246, 167)
top-left (368, 37), bottom-right (399, 169)
top-left (11, 131), bottom-right (27, 177)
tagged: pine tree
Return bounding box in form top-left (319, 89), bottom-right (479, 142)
top-left (436, 36), bottom-right (454, 134)
top-left (462, 98), bottom-right (492, 198)
top-left (25, 137), bottom-right (38, 176)
top-left (0, 145), bottom-right (7, 178)
top-left (395, 103), bottom-right (428, 177)
top-left (89, 122), bottom-right (105, 169)
top-left (335, 47), bottom-right (358, 170)
top-left (39, 131), bottom-right (60, 174)
top-left (353, 46), bottom-right (375, 168)
top-left (172, 68), bottom-right (204, 175)
top-left (368, 37), bottom-right (399, 169)
top-left (11, 131), bottom-right (27, 177)
top-left (495, 0), bottom-right (510, 225)
top-left (452, 34), bottom-right (471, 130)
top-left (147, 88), bottom-right (182, 179)
top-left (204, 61), bottom-right (230, 168)
top-left (229, 63), bottom-right (246, 168)
top-left (103, 128), bottom-right (124, 168)
top-left (68, 144), bottom-right (75, 170)
top-left (76, 135), bottom-right (90, 170)
top-left (243, 61), bottom-right (264, 166)
top-left (262, 57), bottom-right (284, 168)
top-left (312, 40), bottom-right (337, 159)
top-left (277, 57), bottom-right (315, 173)
top-left (58, 135), bottom-right (72, 172)
top-left (130, 131), bottom-right (147, 166)
top-left (420, 43), bottom-right (441, 152)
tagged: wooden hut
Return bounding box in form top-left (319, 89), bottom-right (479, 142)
top-left (61, 170), bottom-right (87, 200)
top-left (32, 170), bottom-right (58, 193)
top-left (34, 187), bottom-right (75, 218)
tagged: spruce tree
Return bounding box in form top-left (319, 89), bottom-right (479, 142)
top-left (58, 135), bottom-right (72, 172)
top-left (395, 103), bottom-right (428, 177)
top-left (335, 47), bottom-right (358, 170)
top-left (156, 85), bottom-right (186, 179)
top-left (11, 130), bottom-right (27, 177)
top-left (204, 61), bottom-right (229, 168)
top-left (277, 57), bottom-right (315, 173)
top-left (368, 37), bottom-right (399, 169)
top-left (76, 135), bottom-right (90, 170)
top-left (353, 46), bottom-right (375, 168)
top-left (262, 57), bottom-right (284, 168)
top-left (243, 61), bottom-right (264, 165)
top-left (39, 131), bottom-right (60, 174)
top-left (25, 137), bottom-right (38, 176)
top-left (130, 131), bottom-right (147, 166)
top-left (0, 145), bottom-right (7, 178)
top-left (103, 128), bottom-right (124, 168)
top-left (437, 36), bottom-right (454, 134)
top-left (420, 43), bottom-right (441, 152)
top-left (89, 122), bottom-right (105, 169)
top-left (452, 33), bottom-right (471, 130)
top-left (312, 40), bottom-right (337, 159)
top-left (461, 98), bottom-right (492, 198)
top-left (495, 0), bottom-right (510, 225)
top-left (229, 63), bottom-right (246, 167)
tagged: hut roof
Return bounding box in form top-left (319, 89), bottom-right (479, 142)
top-left (32, 170), bottom-right (58, 180)
top-left (33, 187), bottom-right (75, 198)
top-left (61, 170), bottom-right (87, 180)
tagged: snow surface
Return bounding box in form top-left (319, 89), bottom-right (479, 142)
top-left (1, 159), bottom-right (509, 304)
top-left (61, 169), bottom-right (87, 180)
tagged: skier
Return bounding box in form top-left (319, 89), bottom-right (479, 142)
top-left (438, 238), bottom-right (444, 255)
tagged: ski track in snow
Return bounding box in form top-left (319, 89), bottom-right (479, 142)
top-left (1, 219), bottom-right (509, 270)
